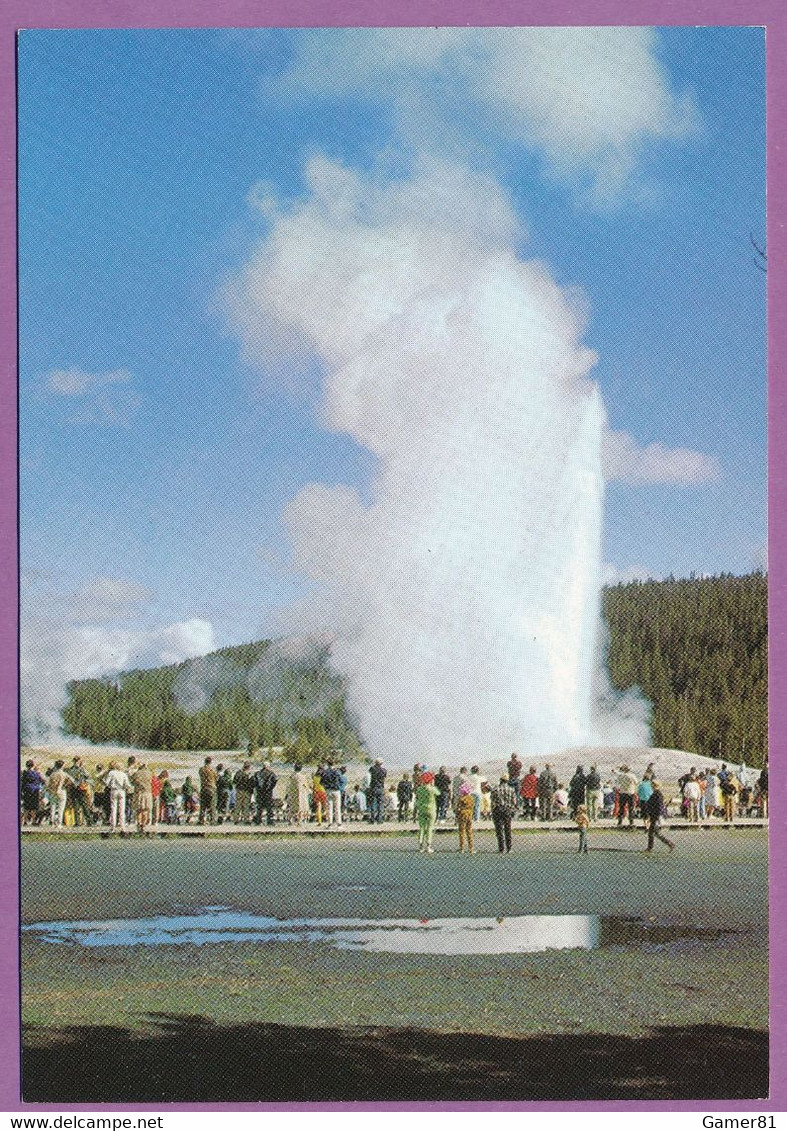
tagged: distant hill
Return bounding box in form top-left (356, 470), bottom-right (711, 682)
top-left (61, 572), bottom-right (767, 764)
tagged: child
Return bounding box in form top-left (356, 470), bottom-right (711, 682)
top-left (575, 803), bottom-right (590, 855)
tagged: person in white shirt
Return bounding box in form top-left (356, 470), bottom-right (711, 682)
top-left (683, 776), bottom-right (702, 823)
top-left (46, 762), bottom-right (74, 829)
top-left (469, 765), bottom-right (484, 821)
top-left (104, 761), bottom-right (133, 830)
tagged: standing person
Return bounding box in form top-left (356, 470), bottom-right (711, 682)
top-left (131, 763), bottom-right (154, 833)
top-left (92, 763), bottom-right (108, 825)
top-left (705, 768), bottom-right (719, 818)
top-left (456, 783), bottom-right (475, 854)
top-left (125, 757), bottom-right (137, 825)
top-left (435, 766), bottom-right (452, 822)
top-left (684, 775), bottom-right (701, 823)
top-left (721, 769), bottom-right (739, 823)
top-left (216, 764), bottom-right (233, 823)
top-left (397, 773), bottom-right (414, 821)
top-left (697, 772), bottom-right (707, 819)
top-left (46, 761), bottom-right (73, 829)
top-left (452, 766), bottom-right (470, 814)
top-left (287, 762), bottom-right (311, 825)
top-left (585, 765), bottom-right (602, 823)
top-left (616, 765), bottom-right (639, 827)
top-left (338, 764), bottom-right (349, 820)
top-left (568, 766), bottom-right (587, 818)
top-left (645, 780), bottom-right (675, 852)
top-left (644, 761), bottom-right (656, 782)
top-left (758, 764), bottom-right (768, 818)
top-left (104, 761), bottom-right (132, 831)
top-left (351, 782), bottom-right (367, 820)
top-left (321, 760), bottom-right (343, 826)
top-left (182, 775), bottom-right (198, 823)
top-left (233, 761), bottom-right (255, 824)
top-left (151, 770), bottom-right (163, 824)
top-left (520, 766), bottom-right (539, 821)
top-left (255, 761), bottom-right (278, 826)
top-left (158, 771), bottom-right (177, 824)
top-left (369, 759), bottom-right (387, 824)
top-left (538, 764), bottom-right (557, 822)
top-left (414, 771), bottom-right (440, 854)
top-left (637, 774), bottom-right (654, 824)
top-left (507, 753), bottom-right (523, 799)
top-left (574, 803), bottom-right (590, 855)
top-left (68, 756), bottom-right (93, 826)
top-left (311, 769), bottom-right (327, 825)
top-left (469, 765), bottom-right (484, 822)
top-left (490, 775), bottom-right (518, 854)
top-left (21, 760), bottom-right (46, 825)
top-left (199, 757), bottom-right (218, 826)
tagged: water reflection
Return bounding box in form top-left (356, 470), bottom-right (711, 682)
top-left (23, 911), bottom-right (600, 954)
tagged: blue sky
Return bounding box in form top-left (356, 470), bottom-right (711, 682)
top-left (19, 27), bottom-right (766, 666)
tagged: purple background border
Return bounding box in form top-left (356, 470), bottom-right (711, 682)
top-left (1, 0), bottom-right (782, 1113)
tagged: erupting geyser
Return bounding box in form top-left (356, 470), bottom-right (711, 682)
top-left (227, 158), bottom-right (617, 760)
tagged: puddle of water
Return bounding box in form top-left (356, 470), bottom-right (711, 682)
top-left (23, 910), bottom-right (734, 955)
top-left (23, 911), bottom-right (600, 954)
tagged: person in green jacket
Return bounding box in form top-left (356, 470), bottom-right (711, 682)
top-left (415, 771), bottom-right (440, 854)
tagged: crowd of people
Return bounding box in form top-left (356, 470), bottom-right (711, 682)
top-left (20, 748), bottom-right (768, 841)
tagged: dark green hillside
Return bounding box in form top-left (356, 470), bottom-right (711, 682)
top-left (61, 573), bottom-right (767, 764)
top-left (603, 571), bottom-right (767, 765)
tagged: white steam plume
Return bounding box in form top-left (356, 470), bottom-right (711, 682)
top-left (226, 157), bottom-right (634, 759)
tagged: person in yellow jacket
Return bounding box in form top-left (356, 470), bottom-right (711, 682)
top-left (456, 783), bottom-right (475, 854)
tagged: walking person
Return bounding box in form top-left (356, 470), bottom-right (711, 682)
top-left (574, 803), bottom-right (590, 855)
top-left (637, 774), bottom-right (653, 824)
top-left (538, 763), bottom-right (557, 822)
top-left (645, 781), bottom-right (675, 852)
top-left (104, 761), bottom-right (132, 831)
top-left (198, 757), bottom-right (218, 825)
top-left (490, 775), bottom-right (518, 854)
top-left (415, 771), bottom-right (440, 854)
top-left (456, 782), bottom-right (475, 854)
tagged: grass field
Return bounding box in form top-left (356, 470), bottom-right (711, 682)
top-left (21, 828), bottom-right (768, 1102)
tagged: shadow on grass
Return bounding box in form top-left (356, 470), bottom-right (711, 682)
top-left (23, 1016), bottom-right (767, 1102)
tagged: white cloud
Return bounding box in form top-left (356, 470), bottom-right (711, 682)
top-left (43, 367), bottom-right (140, 425)
top-left (276, 27), bottom-right (700, 200)
top-left (20, 574), bottom-right (216, 742)
top-left (602, 427), bottom-right (721, 485)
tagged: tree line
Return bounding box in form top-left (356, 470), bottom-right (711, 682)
top-left (603, 571), bottom-right (767, 766)
top-left (59, 572), bottom-right (767, 764)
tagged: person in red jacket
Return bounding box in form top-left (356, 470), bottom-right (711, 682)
top-left (520, 765), bottom-right (539, 821)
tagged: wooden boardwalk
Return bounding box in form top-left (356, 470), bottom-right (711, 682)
top-left (21, 817), bottom-right (768, 837)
